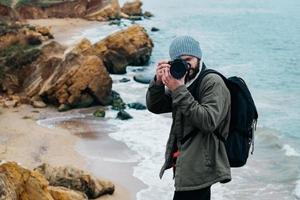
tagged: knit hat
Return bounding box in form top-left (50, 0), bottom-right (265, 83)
top-left (169, 36), bottom-right (202, 61)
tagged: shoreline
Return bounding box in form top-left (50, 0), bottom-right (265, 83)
top-left (52, 106), bottom-right (148, 200)
top-left (0, 105), bottom-right (144, 200)
top-left (27, 18), bottom-right (119, 47)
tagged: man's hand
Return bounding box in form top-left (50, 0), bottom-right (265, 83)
top-left (161, 67), bottom-right (185, 92)
top-left (155, 60), bottom-right (170, 85)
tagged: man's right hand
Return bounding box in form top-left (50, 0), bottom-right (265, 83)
top-left (155, 60), bottom-right (170, 85)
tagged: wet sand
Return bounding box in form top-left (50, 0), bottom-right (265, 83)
top-left (0, 105), bottom-right (141, 200)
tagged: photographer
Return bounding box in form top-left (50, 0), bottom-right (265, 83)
top-left (146, 36), bottom-right (231, 200)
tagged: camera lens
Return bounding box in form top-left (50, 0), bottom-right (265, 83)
top-left (169, 59), bottom-right (189, 79)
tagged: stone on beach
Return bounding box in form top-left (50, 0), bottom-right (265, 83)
top-left (93, 108), bottom-right (106, 117)
top-left (0, 162), bottom-right (54, 200)
top-left (34, 163), bottom-right (115, 199)
top-left (127, 102), bottom-right (146, 110)
top-left (117, 110), bottom-right (133, 120)
top-left (48, 186), bottom-right (88, 200)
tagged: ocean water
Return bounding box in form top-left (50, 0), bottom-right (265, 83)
top-left (110, 0), bottom-right (300, 199)
top-left (39, 0), bottom-right (300, 199)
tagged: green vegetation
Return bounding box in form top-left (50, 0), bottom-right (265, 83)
top-left (5, 48), bottom-right (41, 69)
top-left (0, 20), bottom-right (22, 37)
top-left (0, 0), bottom-right (13, 7)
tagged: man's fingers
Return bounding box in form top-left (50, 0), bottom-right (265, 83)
top-left (158, 60), bottom-right (169, 65)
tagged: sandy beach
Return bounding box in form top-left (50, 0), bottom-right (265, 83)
top-left (0, 104), bottom-right (139, 200)
top-left (27, 18), bottom-right (117, 47)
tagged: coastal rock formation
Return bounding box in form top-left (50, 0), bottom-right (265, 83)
top-left (0, 21), bottom-right (52, 52)
top-left (34, 163), bottom-right (115, 199)
top-left (0, 4), bottom-right (18, 21)
top-left (0, 162), bottom-right (54, 200)
top-left (94, 24), bottom-right (153, 74)
top-left (48, 186), bottom-right (88, 200)
top-left (1, 24), bottom-right (153, 110)
top-left (15, 0), bottom-right (121, 21)
top-left (0, 162), bottom-right (112, 200)
top-left (84, 0), bottom-right (121, 21)
top-left (38, 53), bottom-right (112, 108)
top-left (121, 0), bottom-right (143, 16)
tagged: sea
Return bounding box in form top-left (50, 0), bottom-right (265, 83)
top-left (38, 0), bottom-right (300, 199)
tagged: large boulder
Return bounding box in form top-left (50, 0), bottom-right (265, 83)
top-left (0, 162), bottom-right (54, 200)
top-left (24, 41), bottom-right (66, 98)
top-left (121, 0), bottom-right (143, 16)
top-left (38, 52), bottom-right (112, 107)
top-left (34, 163), bottom-right (115, 199)
top-left (84, 0), bottom-right (121, 21)
top-left (94, 24), bottom-right (153, 74)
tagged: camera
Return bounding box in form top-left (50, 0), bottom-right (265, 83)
top-left (168, 59), bottom-right (191, 79)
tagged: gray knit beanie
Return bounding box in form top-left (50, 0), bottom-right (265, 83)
top-left (169, 36), bottom-right (202, 61)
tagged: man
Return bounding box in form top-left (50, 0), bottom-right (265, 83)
top-left (146, 36), bottom-right (231, 200)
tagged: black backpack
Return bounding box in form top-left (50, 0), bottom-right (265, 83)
top-left (186, 68), bottom-right (258, 167)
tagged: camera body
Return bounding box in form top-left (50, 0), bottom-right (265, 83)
top-left (168, 59), bottom-right (191, 79)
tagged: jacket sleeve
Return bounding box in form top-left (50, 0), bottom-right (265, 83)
top-left (146, 78), bottom-right (172, 114)
top-left (171, 74), bottom-right (230, 133)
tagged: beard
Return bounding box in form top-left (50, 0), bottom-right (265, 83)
top-left (185, 59), bottom-right (200, 83)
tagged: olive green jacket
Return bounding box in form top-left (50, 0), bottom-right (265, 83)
top-left (146, 73), bottom-right (231, 191)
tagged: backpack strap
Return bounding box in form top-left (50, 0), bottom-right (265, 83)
top-left (180, 68), bottom-right (227, 144)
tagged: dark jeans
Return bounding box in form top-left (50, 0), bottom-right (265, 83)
top-left (173, 186), bottom-right (211, 200)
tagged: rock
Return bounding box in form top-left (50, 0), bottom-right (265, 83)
top-left (5, 48), bottom-right (41, 69)
top-left (32, 100), bottom-right (47, 108)
top-left (3, 100), bottom-right (18, 108)
top-left (39, 53), bottom-right (112, 108)
top-left (108, 19), bottom-right (122, 26)
top-left (128, 15), bottom-right (142, 21)
top-left (0, 4), bottom-right (19, 21)
top-left (117, 110), bottom-right (132, 120)
top-left (127, 102), bottom-right (146, 110)
top-left (16, 1), bottom-right (87, 19)
top-left (84, 0), bottom-right (121, 21)
top-left (121, 0), bottom-right (143, 16)
top-left (143, 11), bottom-right (154, 18)
top-left (110, 91), bottom-right (126, 110)
top-left (151, 27), bottom-right (160, 32)
top-left (58, 104), bottom-right (71, 112)
top-left (119, 77), bottom-right (130, 82)
top-left (74, 93), bottom-right (94, 108)
top-left (35, 26), bottom-right (54, 38)
top-left (34, 163), bottom-right (115, 199)
top-left (93, 108), bottom-right (105, 117)
top-left (94, 25), bottom-right (153, 74)
top-left (48, 186), bottom-right (88, 200)
top-left (0, 162), bottom-right (54, 200)
top-left (133, 74), bottom-right (153, 84)
top-left (26, 34), bottom-right (42, 45)
top-left (111, 98), bottom-right (126, 110)
top-left (70, 38), bottom-right (96, 57)
top-left (1, 74), bottom-right (20, 95)
top-left (40, 41), bottom-right (66, 58)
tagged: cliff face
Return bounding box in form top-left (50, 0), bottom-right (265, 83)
top-left (15, 0), bottom-right (120, 21)
top-left (0, 4), bottom-right (18, 21)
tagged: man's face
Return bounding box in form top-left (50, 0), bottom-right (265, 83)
top-left (180, 55), bottom-right (200, 81)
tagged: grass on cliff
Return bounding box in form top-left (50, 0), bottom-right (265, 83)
top-left (0, 0), bottom-right (13, 7)
top-left (16, 0), bottom-right (68, 8)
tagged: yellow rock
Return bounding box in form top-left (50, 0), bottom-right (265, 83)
top-left (48, 186), bottom-right (88, 200)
